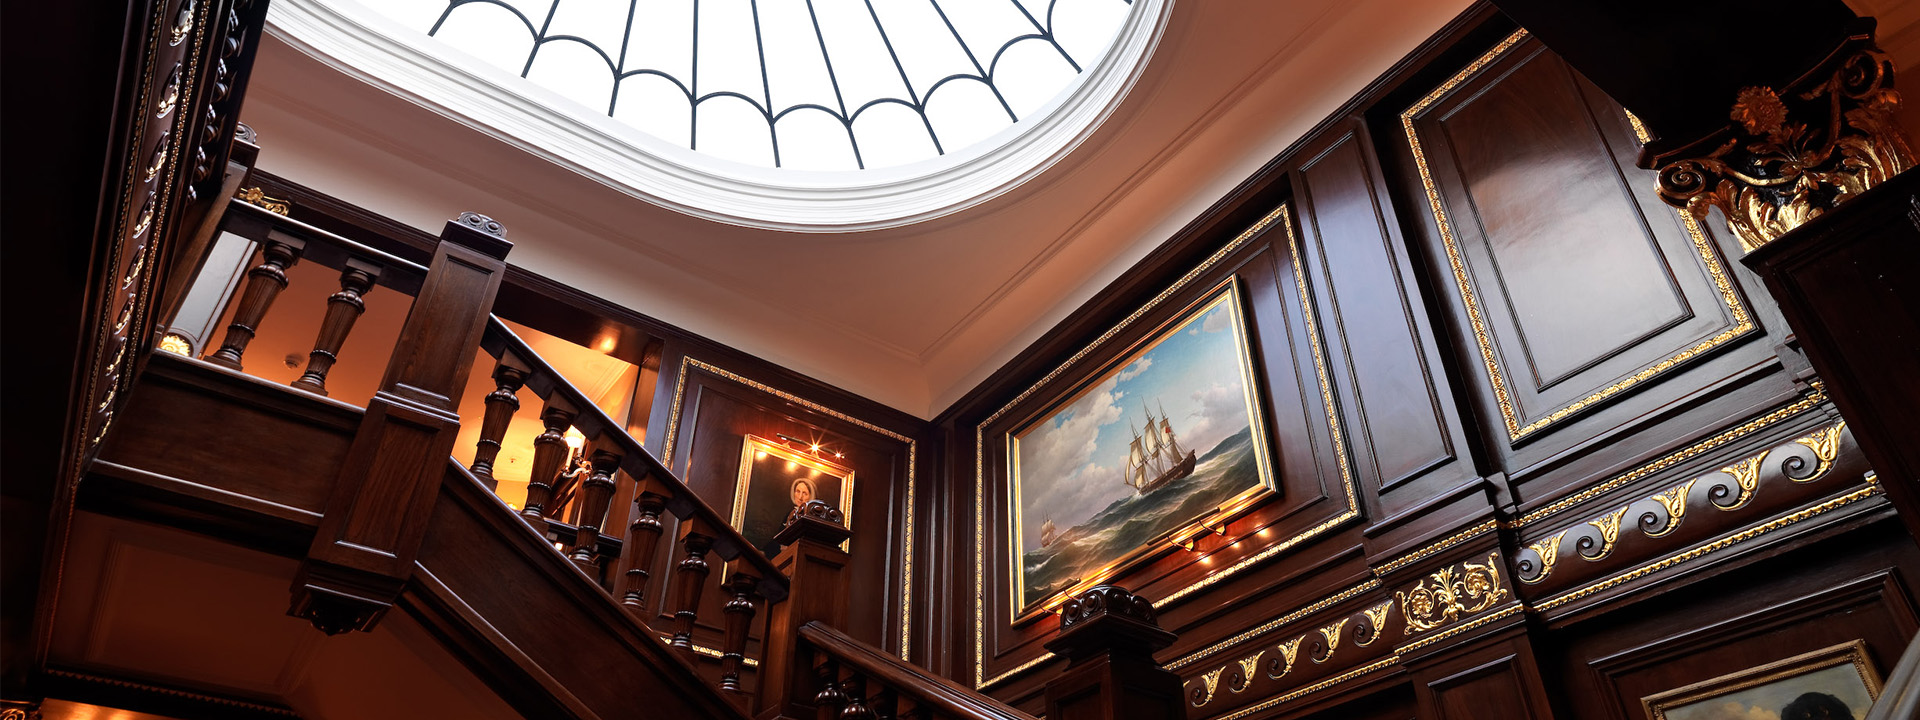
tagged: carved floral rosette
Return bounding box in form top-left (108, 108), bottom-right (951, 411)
top-left (1058, 584), bottom-right (1156, 629)
top-left (1653, 38), bottom-right (1915, 251)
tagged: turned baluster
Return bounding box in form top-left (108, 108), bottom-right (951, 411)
top-left (568, 448), bottom-right (621, 573)
top-left (838, 671), bottom-right (876, 720)
top-left (719, 567), bottom-right (760, 692)
top-left (670, 530), bottom-right (714, 649)
top-left (813, 657), bottom-right (848, 720)
top-left (206, 237), bottom-right (303, 370)
top-left (290, 260), bottom-right (377, 395)
top-left (469, 363), bottom-right (528, 490)
top-left (868, 686), bottom-right (900, 720)
top-left (523, 402), bottom-right (576, 526)
top-left (618, 490), bottom-right (667, 613)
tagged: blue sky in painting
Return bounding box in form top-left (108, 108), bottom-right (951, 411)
top-left (1014, 297), bottom-right (1254, 554)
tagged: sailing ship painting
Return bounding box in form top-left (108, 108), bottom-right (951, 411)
top-left (1009, 282), bottom-right (1276, 616)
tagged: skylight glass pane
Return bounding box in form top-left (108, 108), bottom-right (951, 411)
top-left (434, 3), bottom-right (539, 75)
top-left (758, 0), bottom-right (842, 116)
top-left (925, 78), bottom-right (1013, 153)
top-left (812, 0), bottom-right (914, 111)
top-left (526, 39), bottom-right (616, 112)
top-left (993, 38), bottom-right (1075, 118)
top-left (1052, 0), bottom-right (1128, 70)
top-left (852, 102), bottom-right (938, 168)
top-left (696, 0), bottom-right (769, 109)
top-left (613, 73), bottom-right (693, 147)
top-left (543, 0), bottom-right (630, 61)
top-left (871, 0), bottom-right (980, 102)
top-left (940, 0), bottom-right (1032, 82)
top-left (624, 0), bottom-right (693, 81)
top-left (326, 0), bottom-right (1143, 177)
top-left (696, 95), bottom-right (776, 167)
top-left (776, 109), bottom-right (860, 171)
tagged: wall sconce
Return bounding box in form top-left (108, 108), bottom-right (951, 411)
top-left (775, 431), bottom-right (845, 460)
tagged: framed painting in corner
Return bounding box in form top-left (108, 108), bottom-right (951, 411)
top-left (1643, 640), bottom-right (1882, 720)
top-left (1007, 277), bottom-right (1276, 621)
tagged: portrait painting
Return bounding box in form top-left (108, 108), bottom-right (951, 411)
top-left (732, 434), bottom-right (854, 561)
top-left (1644, 641), bottom-right (1882, 720)
top-left (1008, 278), bottom-right (1276, 619)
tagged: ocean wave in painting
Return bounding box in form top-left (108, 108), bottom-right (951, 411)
top-left (1020, 425), bottom-right (1259, 608)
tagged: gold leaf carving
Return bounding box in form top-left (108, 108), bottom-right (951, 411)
top-left (1357, 600), bottom-right (1394, 647)
top-left (1269, 636), bottom-right (1303, 679)
top-left (1193, 667), bottom-right (1224, 707)
top-left (1716, 454), bottom-right (1767, 511)
top-left (1645, 479), bottom-right (1697, 538)
top-left (236, 186), bottom-right (291, 215)
top-left (1397, 552), bottom-right (1508, 635)
top-left (1314, 618), bottom-right (1349, 662)
top-left (1520, 530), bottom-right (1568, 585)
top-left (1583, 508), bottom-right (1629, 560)
top-left (1232, 651), bottom-right (1264, 693)
top-left (1793, 424), bottom-right (1845, 481)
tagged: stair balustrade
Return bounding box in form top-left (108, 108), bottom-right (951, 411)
top-left (157, 192), bottom-right (1184, 720)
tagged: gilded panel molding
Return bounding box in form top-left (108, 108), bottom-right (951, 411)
top-left (1375, 518), bottom-right (1498, 575)
top-left (1515, 421), bottom-right (1851, 587)
top-left (975, 203), bottom-right (1361, 688)
top-left (661, 356), bottom-right (916, 660)
top-left (1400, 28), bottom-right (1757, 441)
top-left (1213, 657), bottom-right (1402, 720)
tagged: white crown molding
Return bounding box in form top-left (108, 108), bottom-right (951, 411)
top-left (265, 0), bottom-right (1173, 232)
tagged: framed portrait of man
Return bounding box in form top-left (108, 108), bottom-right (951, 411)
top-left (731, 434), bottom-right (856, 560)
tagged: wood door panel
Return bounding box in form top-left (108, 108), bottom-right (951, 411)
top-left (1403, 33), bottom-right (1756, 443)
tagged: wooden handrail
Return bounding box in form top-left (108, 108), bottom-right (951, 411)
top-left (223, 199), bottom-right (428, 293)
top-left (799, 622), bottom-right (1037, 720)
top-left (480, 317), bottom-right (791, 603)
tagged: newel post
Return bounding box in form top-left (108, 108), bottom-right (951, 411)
top-left (1042, 586), bottom-right (1184, 720)
top-left (289, 212), bottom-right (512, 635)
top-left (756, 500), bottom-right (852, 720)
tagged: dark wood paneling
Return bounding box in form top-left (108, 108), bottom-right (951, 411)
top-left (1404, 37), bottom-right (1762, 447)
top-left (1412, 635), bottom-right (1554, 720)
top-left (1557, 520), bottom-right (1920, 720)
top-left (653, 352), bottom-right (917, 661)
top-left (1293, 123), bottom-right (1464, 494)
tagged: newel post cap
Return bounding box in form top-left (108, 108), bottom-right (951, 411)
top-left (441, 211), bottom-right (513, 260)
top-left (1043, 585), bottom-right (1176, 663)
top-left (771, 499), bottom-right (851, 547)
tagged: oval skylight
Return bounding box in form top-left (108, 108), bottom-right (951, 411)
top-left (270, 0), bottom-right (1170, 229)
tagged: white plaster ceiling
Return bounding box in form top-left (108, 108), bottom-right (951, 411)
top-left (243, 0), bottom-right (1475, 418)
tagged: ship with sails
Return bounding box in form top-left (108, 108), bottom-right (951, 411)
top-left (1124, 402), bottom-right (1197, 495)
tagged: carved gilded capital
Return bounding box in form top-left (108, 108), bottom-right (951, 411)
top-left (1653, 36), bottom-right (1915, 252)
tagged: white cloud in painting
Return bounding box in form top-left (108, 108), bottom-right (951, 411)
top-left (1116, 357), bottom-right (1153, 382)
top-left (1016, 376), bottom-right (1129, 546)
top-left (1202, 305), bottom-right (1232, 333)
top-left (1179, 381), bottom-right (1245, 461)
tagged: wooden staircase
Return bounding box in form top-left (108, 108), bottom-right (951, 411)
top-left (85, 183), bottom-right (1187, 720)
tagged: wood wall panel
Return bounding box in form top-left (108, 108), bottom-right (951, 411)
top-left (653, 352), bottom-right (918, 662)
top-left (1397, 34), bottom-right (1767, 457)
top-left (1294, 125), bottom-right (1461, 493)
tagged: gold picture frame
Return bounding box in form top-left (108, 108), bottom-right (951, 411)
top-left (731, 434), bottom-right (856, 563)
top-left (1004, 276), bottom-right (1277, 623)
top-left (1642, 640), bottom-right (1883, 720)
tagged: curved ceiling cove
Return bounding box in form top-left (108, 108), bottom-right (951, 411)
top-left (273, 0), bottom-right (1171, 229)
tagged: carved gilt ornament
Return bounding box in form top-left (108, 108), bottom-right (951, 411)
top-left (1655, 40), bottom-right (1915, 251)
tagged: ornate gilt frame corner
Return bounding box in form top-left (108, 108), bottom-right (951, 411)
top-left (1640, 640), bottom-right (1882, 720)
